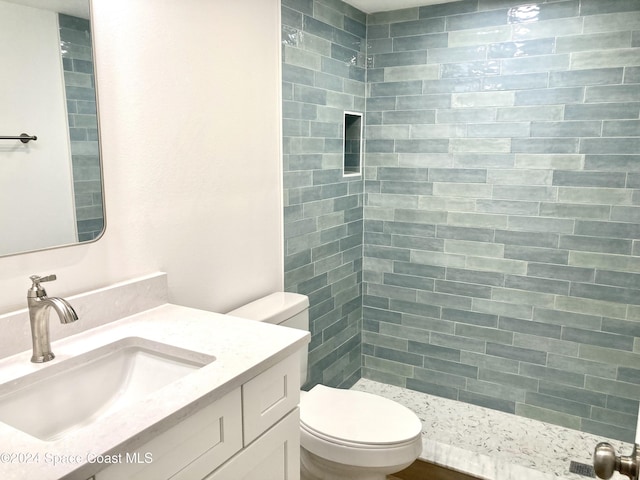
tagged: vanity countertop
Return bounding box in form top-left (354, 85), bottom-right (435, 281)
top-left (353, 379), bottom-right (632, 480)
top-left (0, 303), bottom-right (309, 480)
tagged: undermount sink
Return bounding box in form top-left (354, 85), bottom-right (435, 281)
top-left (0, 337), bottom-right (215, 441)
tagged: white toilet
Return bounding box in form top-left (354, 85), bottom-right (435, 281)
top-left (229, 292), bottom-right (423, 480)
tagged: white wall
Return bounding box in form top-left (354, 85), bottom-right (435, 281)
top-left (0, 1), bottom-right (77, 255)
top-left (0, 0), bottom-right (283, 314)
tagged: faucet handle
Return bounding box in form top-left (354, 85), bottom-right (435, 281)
top-left (30, 274), bottom-right (57, 287)
top-left (29, 275), bottom-right (57, 297)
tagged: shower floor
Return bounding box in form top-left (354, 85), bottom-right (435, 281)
top-left (352, 379), bottom-right (630, 480)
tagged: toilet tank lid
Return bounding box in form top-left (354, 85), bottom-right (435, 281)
top-left (228, 292), bottom-right (309, 325)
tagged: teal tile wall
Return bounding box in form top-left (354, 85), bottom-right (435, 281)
top-left (282, 0), bottom-right (366, 388)
top-left (362, 0), bottom-right (640, 442)
top-left (59, 14), bottom-right (103, 241)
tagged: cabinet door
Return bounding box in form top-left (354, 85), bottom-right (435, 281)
top-left (207, 408), bottom-right (300, 480)
top-left (95, 388), bottom-right (242, 480)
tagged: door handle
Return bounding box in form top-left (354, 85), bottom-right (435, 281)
top-left (593, 442), bottom-right (639, 480)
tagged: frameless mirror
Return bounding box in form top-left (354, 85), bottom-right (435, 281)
top-left (0, 0), bottom-right (104, 257)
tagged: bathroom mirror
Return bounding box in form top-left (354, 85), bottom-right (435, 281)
top-left (0, 0), bottom-right (104, 257)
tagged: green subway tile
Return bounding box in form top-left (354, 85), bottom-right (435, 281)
top-left (467, 123), bottom-right (528, 138)
top-left (586, 84), bottom-right (640, 103)
top-left (567, 326), bottom-right (634, 352)
top-left (557, 32), bottom-right (632, 54)
top-left (570, 283), bottom-right (640, 308)
top-left (528, 263), bottom-right (594, 283)
top-left (447, 267), bottom-right (505, 287)
top-left (487, 342), bottom-right (547, 365)
top-left (557, 187), bottom-right (632, 205)
top-left (602, 317), bottom-right (640, 337)
top-left (461, 351), bottom-right (519, 374)
top-left (364, 353), bottom-right (414, 377)
top-left (596, 270), bottom-right (640, 289)
top-left (582, 0), bottom-right (640, 16)
top-left (550, 67), bottom-right (624, 87)
top-left (603, 120), bottom-right (640, 137)
top-left (397, 94), bottom-right (451, 110)
top-left (566, 103), bottom-right (640, 120)
top-left (547, 353), bottom-right (616, 378)
top-left (430, 331), bottom-right (486, 354)
top-left (373, 51), bottom-right (428, 69)
top-left (571, 47), bottom-right (640, 69)
top-left (512, 138), bottom-right (579, 154)
top-left (385, 64), bottom-right (439, 82)
top-left (455, 323), bottom-right (513, 344)
top-left (531, 121), bottom-right (602, 138)
top-left (446, 8), bottom-right (510, 31)
top-left (525, 368), bottom-right (587, 391)
top-left (478, 368), bottom-right (539, 390)
top-left (492, 185), bottom-right (556, 202)
top-left (467, 256), bottom-right (526, 276)
top-left (472, 297), bottom-right (534, 319)
top-left (580, 345), bottom-right (640, 370)
top-left (489, 38), bottom-right (555, 59)
top-left (499, 316), bottom-right (562, 338)
top-left (416, 290), bottom-right (474, 310)
top-left (449, 24), bottom-right (511, 47)
top-left (497, 106), bottom-right (564, 122)
top-left (491, 287), bottom-right (556, 309)
top-left (436, 279), bottom-right (492, 298)
top-left (406, 377), bottom-right (459, 399)
top-left (515, 403), bottom-right (581, 430)
top-left (408, 339), bottom-right (460, 362)
top-left (442, 60), bottom-right (500, 79)
top-left (586, 376), bottom-right (640, 400)
top-left (526, 391), bottom-right (592, 417)
top-left (505, 245), bottom-right (569, 265)
top-left (394, 32), bottom-right (449, 52)
top-left (368, 8), bottom-right (419, 25)
top-left (584, 12), bottom-right (640, 34)
top-left (618, 366), bottom-right (640, 385)
top-left (423, 77), bottom-right (482, 93)
top-left (502, 54), bottom-right (570, 75)
top-left (513, 333), bottom-right (580, 356)
top-left (541, 203), bottom-right (610, 220)
top-left (583, 418), bottom-right (636, 443)
top-left (476, 199), bottom-right (539, 214)
top-left (459, 390), bottom-right (515, 413)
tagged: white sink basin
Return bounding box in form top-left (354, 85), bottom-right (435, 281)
top-left (0, 337), bottom-right (215, 441)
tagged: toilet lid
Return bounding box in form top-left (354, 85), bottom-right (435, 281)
top-left (300, 385), bottom-right (422, 446)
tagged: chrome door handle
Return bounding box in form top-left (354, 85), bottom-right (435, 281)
top-left (593, 442), bottom-right (639, 480)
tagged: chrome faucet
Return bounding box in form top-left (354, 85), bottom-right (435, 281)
top-left (27, 274), bottom-right (78, 363)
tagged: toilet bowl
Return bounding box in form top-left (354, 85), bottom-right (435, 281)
top-left (228, 292), bottom-right (423, 480)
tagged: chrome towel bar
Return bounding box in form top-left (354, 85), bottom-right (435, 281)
top-left (0, 133), bottom-right (37, 144)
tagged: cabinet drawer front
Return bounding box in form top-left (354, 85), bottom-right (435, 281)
top-left (242, 353), bottom-right (300, 444)
top-left (95, 388), bottom-right (242, 480)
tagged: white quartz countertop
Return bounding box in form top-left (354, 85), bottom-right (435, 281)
top-left (0, 303), bottom-right (309, 480)
top-left (353, 379), bottom-right (633, 480)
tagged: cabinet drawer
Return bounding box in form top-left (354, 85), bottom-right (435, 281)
top-left (95, 388), bottom-right (242, 480)
top-left (242, 353), bottom-right (300, 444)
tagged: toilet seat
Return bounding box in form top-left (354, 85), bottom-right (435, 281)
top-left (300, 385), bottom-right (422, 446)
top-left (299, 385), bottom-right (423, 468)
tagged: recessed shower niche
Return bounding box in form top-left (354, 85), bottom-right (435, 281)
top-left (343, 111), bottom-right (363, 176)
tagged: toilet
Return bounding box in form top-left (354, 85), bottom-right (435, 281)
top-left (228, 292), bottom-right (423, 480)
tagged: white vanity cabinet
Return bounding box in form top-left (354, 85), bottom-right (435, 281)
top-left (92, 353), bottom-right (301, 480)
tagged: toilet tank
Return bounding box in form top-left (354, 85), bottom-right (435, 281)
top-left (228, 292), bottom-right (309, 386)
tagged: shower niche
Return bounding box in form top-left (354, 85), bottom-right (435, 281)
top-left (343, 111), bottom-right (363, 177)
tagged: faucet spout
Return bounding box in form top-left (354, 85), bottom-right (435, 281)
top-left (45, 297), bottom-right (79, 324)
top-left (27, 275), bottom-right (79, 363)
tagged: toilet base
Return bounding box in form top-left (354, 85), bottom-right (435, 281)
top-left (300, 447), bottom-right (413, 480)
